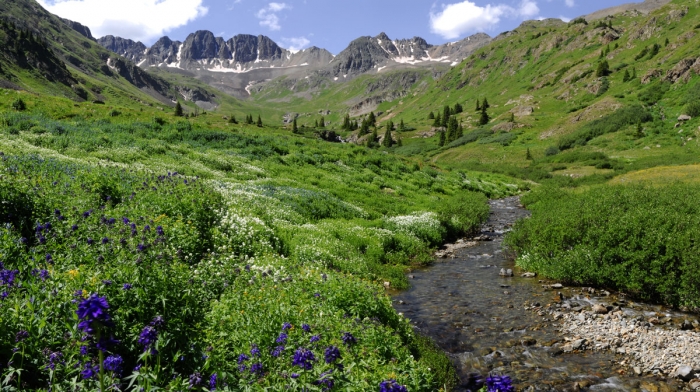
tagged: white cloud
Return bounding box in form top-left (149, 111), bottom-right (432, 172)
top-left (429, 0), bottom-right (540, 39)
top-left (559, 15), bottom-right (572, 22)
top-left (281, 36), bottom-right (310, 53)
top-left (37, 0), bottom-right (208, 43)
top-left (565, 0), bottom-right (575, 7)
top-left (256, 2), bottom-right (290, 31)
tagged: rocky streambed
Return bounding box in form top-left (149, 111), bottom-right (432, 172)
top-left (391, 197), bottom-right (700, 391)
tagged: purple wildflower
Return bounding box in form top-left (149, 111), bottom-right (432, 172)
top-left (45, 253), bottom-right (53, 264)
top-left (80, 362), bottom-right (99, 379)
top-left (15, 330), bottom-right (29, 343)
top-left (76, 294), bottom-right (112, 335)
top-left (341, 332), bottom-right (356, 346)
top-left (46, 351), bottom-right (63, 370)
top-left (209, 373), bottom-right (217, 391)
top-left (302, 324), bottom-right (311, 333)
top-left (138, 326), bottom-right (158, 351)
top-left (189, 373), bottom-right (202, 389)
top-left (71, 224), bottom-right (78, 231)
top-left (103, 355), bottom-right (123, 375)
top-left (122, 283), bottom-right (132, 290)
top-left (150, 316), bottom-right (164, 327)
top-left (316, 371), bottom-right (334, 391)
top-left (379, 380), bottom-right (408, 392)
top-left (250, 344), bottom-right (260, 357)
top-left (250, 362), bottom-right (263, 376)
top-left (292, 348), bottom-right (316, 370)
top-left (87, 238), bottom-right (94, 245)
top-left (282, 322), bottom-right (292, 330)
top-left (271, 345), bottom-right (284, 357)
top-left (156, 226), bottom-right (164, 236)
top-left (324, 346), bottom-right (341, 364)
top-left (102, 237), bottom-right (109, 244)
top-left (310, 335), bottom-right (320, 343)
top-left (276, 332), bottom-right (288, 344)
top-left (237, 353), bottom-right (249, 364)
top-left (291, 373), bottom-right (300, 379)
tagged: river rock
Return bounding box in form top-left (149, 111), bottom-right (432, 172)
top-left (592, 304), bottom-right (609, 314)
top-left (572, 339), bottom-right (586, 350)
top-left (681, 319), bottom-right (694, 331)
top-left (634, 366), bottom-right (642, 376)
top-left (499, 268), bottom-right (514, 277)
top-left (521, 272), bottom-right (537, 278)
top-left (551, 283), bottom-right (563, 289)
top-left (673, 365), bottom-right (697, 381)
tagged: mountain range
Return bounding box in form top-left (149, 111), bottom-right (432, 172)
top-left (97, 31), bottom-right (491, 98)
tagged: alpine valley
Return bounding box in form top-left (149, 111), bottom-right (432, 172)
top-left (2, 0), bottom-right (700, 390)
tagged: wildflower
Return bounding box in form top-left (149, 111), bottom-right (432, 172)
top-left (238, 364), bottom-right (247, 372)
top-left (122, 283), bottom-right (132, 290)
top-left (486, 375), bottom-right (515, 392)
top-left (102, 280), bottom-right (112, 286)
top-left (0, 266), bottom-right (19, 287)
top-left (80, 362), bottom-right (99, 379)
top-left (302, 324), bottom-right (311, 333)
top-left (156, 226), bottom-right (164, 236)
top-left (38, 269), bottom-right (49, 281)
top-left (138, 326), bottom-right (158, 351)
top-left (292, 348), bottom-right (316, 370)
top-left (250, 344), bottom-right (260, 357)
top-left (96, 335), bottom-right (120, 352)
top-left (271, 345), bottom-right (284, 357)
top-left (310, 335), bottom-right (320, 343)
top-left (282, 322), bottom-right (292, 330)
top-left (314, 293), bottom-right (320, 298)
top-left (189, 373), bottom-right (202, 389)
top-left (46, 351), bottom-right (63, 370)
top-left (237, 353), bottom-right (249, 364)
top-left (341, 332), bottom-right (356, 346)
top-left (122, 217), bottom-right (130, 225)
top-left (71, 225), bottom-right (78, 231)
top-left (45, 253), bottom-right (53, 264)
top-left (276, 332), bottom-right (288, 344)
top-left (379, 379), bottom-right (408, 392)
top-left (80, 345), bottom-right (89, 356)
top-left (291, 373), bottom-right (300, 379)
top-left (15, 330), bottom-right (29, 342)
top-left (250, 362), bottom-right (263, 376)
top-left (143, 225), bottom-right (151, 232)
top-left (82, 210), bottom-right (91, 218)
top-left (209, 373), bottom-right (217, 391)
top-left (324, 346), bottom-right (341, 364)
top-left (87, 238), bottom-right (94, 245)
top-left (103, 354), bottom-right (123, 375)
top-left (19, 237), bottom-right (27, 244)
top-left (316, 371), bottom-right (334, 391)
top-left (102, 237), bottom-right (109, 244)
top-left (150, 316), bottom-right (164, 327)
top-left (76, 294), bottom-right (112, 335)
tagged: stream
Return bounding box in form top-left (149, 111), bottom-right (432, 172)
top-left (392, 197), bottom-right (693, 392)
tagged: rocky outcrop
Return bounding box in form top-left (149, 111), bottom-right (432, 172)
top-left (98, 36), bottom-right (147, 62)
top-left (664, 58), bottom-right (700, 83)
top-left (145, 36), bottom-right (181, 65)
top-left (61, 18), bottom-right (94, 40)
top-left (641, 68), bottom-right (662, 84)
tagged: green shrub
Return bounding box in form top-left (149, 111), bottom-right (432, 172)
top-left (638, 81), bottom-right (670, 105)
top-left (447, 128), bottom-right (491, 147)
top-left (11, 97), bottom-right (26, 111)
top-left (558, 105), bottom-right (651, 150)
top-left (435, 191), bottom-right (490, 240)
top-left (506, 184), bottom-right (700, 308)
top-left (684, 101), bottom-right (700, 117)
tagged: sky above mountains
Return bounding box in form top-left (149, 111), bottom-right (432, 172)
top-left (38, 0), bottom-right (642, 54)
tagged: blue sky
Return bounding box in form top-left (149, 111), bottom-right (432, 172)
top-left (39, 0), bottom-right (641, 54)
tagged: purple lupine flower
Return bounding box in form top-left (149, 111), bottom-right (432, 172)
top-left (138, 326), bottom-right (158, 351)
top-left (310, 335), bottom-right (320, 343)
top-left (292, 348), bottom-right (316, 370)
top-left (271, 345), bottom-right (284, 357)
top-left (80, 345), bottom-right (89, 356)
top-left (291, 373), bottom-right (300, 379)
top-left (122, 283), bottom-right (132, 290)
top-left (276, 332), bottom-right (288, 344)
top-left (324, 346), bottom-right (341, 364)
top-left (250, 344), bottom-right (260, 357)
top-left (103, 355), bottom-right (123, 374)
top-left (282, 322), bottom-right (292, 330)
top-left (188, 373), bottom-right (202, 389)
top-left (46, 351), bottom-right (63, 370)
top-left (302, 324), bottom-right (311, 333)
top-left (39, 269), bottom-right (49, 281)
top-left (237, 354), bottom-right (249, 364)
top-left (15, 330), bottom-right (29, 342)
top-left (341, 332), bottom-right (356, 346)
top-left (150, 316), bottom-right (164, 327)
top-left (80, 362), bottom-right (99, 379)
top-left (76, 294), bottom-right (112, 335)
top-left (250, 362), bottom-right (263, 376)
top-left (379, 379), bottom-right (408, 392)
top-left (209, 373), bottom-right (217, 391)
top-left (486, 375), bottom-right (515, 392)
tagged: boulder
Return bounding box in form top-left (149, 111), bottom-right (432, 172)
top-left (673, 365), bottom-right (697, 382)
top-left (679, 114), bottom-right (692, 122)
top-left (592, 304), bottom-right (608, 314)
top-left (521, 272), bottom-right (537, 278)
top-left (641, 69), bottom-right (662, 84)
top-left (512, 106), bottom-right (534, 117)
top-left (499, 268), bottom-right (514, 277)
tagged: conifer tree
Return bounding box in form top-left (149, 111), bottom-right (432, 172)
top-left (174, 101), bottom-right (183, 117)
top-left (342, 114), bottom-right (351, 130)
top-left (256, 115), bottom-right (263, 127)
top-left (664, 37), bottom-right (669, 47)
top-left (482, 98), bottom-right (490, 109)
top-left (368, 111), bottom-right (376, 127)
top-left (369, 128), bottom-right (378, 148)
top-left (447, 116), bottom-right (458, 142)
top-left (622, 69), bottom-right (630, 82)
top-left (596, 60), bottom-right (610, 77)
top-left (228, 115), bottom-right (237, 124)
top-left (314, 119), bottom-right (318, 128)
top-left (319, 116), bottom-right (325, 128)
top-left (454, 102), bottom-right (463, 114)
top-left (479, 105), bottom-right (490, 126)
top-left (396, 135), bottom-right (403, 147)
top-left (433, 113), bottom-right (441, 127)
top-left (292, 118), bottom-right (299, 133)
top-left (526, 148), bottom-right (533, 160)
top-left (428, 111), bottom-right (435, 120)
top-left (457, 122), bottom-right (464, 139)
top-left (508, 112), bottom-right (515, 122)
top-left (382, 123), bottom-right (393, 147)
top-left (399, 119), bottom-right (405, 131)
top-left (476, 99), bottom-right (481, 111)
top-left (636, 122), bottom-right (644, 138)
top-left (442, 105), bottom-right (451, 127)
top-left (438, 130), bottom-right (446, 147)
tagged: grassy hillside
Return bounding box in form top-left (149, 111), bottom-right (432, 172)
top-left (0, 88), bottom-right (527, 390)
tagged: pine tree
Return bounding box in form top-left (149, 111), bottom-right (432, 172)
top-left (596, 60), bottom-right (610, 77)
top-left (442, 105), bottom-right (450, 128)
top-left (454, 102), bottom-right (463, 114)
top-left (433, 113), bottom-right (441, 127)
top-left (396, 135), bottom-right (403, 147)
top-left (428, 111), bottom-right (435, 120)
top-left (622, 69), bottom-right (630, 82)
top-left (173, 102), bottom-right (183, 117)
top-left (382, 123), bottom-right (393, 147)
top-left (664, 37), bottom-right (670, 47)
top-left (369, 128), bottom-right (378, 148)
top-left (399, 119), bottom-right (405, 131)
top-left (508, 112), bottom-right (515, 123)
top-left (482, 98), bottom-right (490, 109)
top-left (476, 99), bottom-right (481, 111)
top-left (319, 116), bottom-right (325, 128)
top-left (256, 115), bottom-right (263, 127)
top-left (314, 120), bottom-right (318, 128)
top-left (526, 148), bottom-right (533, 160)
top-left (447, 116), bottom-right (458, 142)
top-left (457, 122), bottom-right (464, 139)
top-left (438, 130), bottom-right (446, 147)
top-left (479, 106), bottom-right (490, 126)
top-left (368, 112), bottom-right (376, 127)
top-left (292, 118), bottom-right (299, 133)
top-left (228, 115), bottom-right (237, 124)
top-left (342, 114), bottom-right (350, 130)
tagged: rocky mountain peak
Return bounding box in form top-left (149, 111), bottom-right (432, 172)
top-left (97, 35), bottom-right (147, 62)
top-left (61, 18), bottom-right (94, 40)
top-left (180, 30), bottom-right (219, 61)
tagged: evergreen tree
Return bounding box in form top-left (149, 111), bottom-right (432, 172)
top-left (368, 112), bottom-right (376, 127)
top-left (396, 135), bottom-right (403, 147)
top-left (174, 101), bottom-right (183, 117)
top-left (622, 69), bottom-right (631, 82)
top-left (442, 105), bottom-right (450, 128)
top-left (476, 99), bottom-right (481, 111)
top-left (428, 111), bottom-right (435, 120)
top-left (664, 37), bottom-right (670, 47)
top-left (526, 148), bottom-right (533, 160)
top-left (256, 115), bottom-right (263, 127)
top-left (319, 116), bottom-right (325, 128)
top-left (314, 119), bottom-right (318, 128)
top-left (342, 114), bottom-right (351, 130)
top-left (292, 118), bottom-right (299, 133)
top-left (508, 112), bottom-right (515, 122)
top-left (228, 115), bottom-right (237, 124)
top-left (368, 128), bottom-right (378, 148)
top-left (438, 130), bottom-right (446, 147)
top-left (360, 118), bottom-right (371, 135)
top-left (596, 60), bottom-right (610, 77)
top-left (399, 119), bottom-right (405, 131)
top-left (482, 98), bottom-right (490, 109)
top-left (447, 116), bottom-right (458, 142)
top-left (479, 106), bottom-right (490, 126)
top-left (433, 113), bottom-right (441, 127)
top-left (382, 123), bottom-right (393, 147)
top-left (457, 122), bottom-right (464, 139)
top-left (454, 102), bottom-right (463, 114)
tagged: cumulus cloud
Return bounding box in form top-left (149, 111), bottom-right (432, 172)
top-left (281, 36), bottom-right (311, 53)
top-left (37, 0), bottom-right (208, 43)
top-left (257, 2), bottom-right (290, 31)
top-left (565, 0), bottom-right (575, 7)
top-left (430, 0), bottom-right (540, 39)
